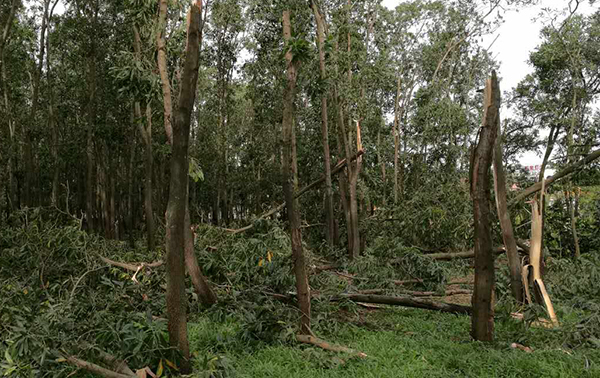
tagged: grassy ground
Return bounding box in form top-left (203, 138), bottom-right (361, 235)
top-left (187, 305), bottom-right (600, 378)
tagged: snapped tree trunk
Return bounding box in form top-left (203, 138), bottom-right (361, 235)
top-left (184, 209), bottom-right (217, 306)
top-left (164, 2), bottom-right (204, 373)
top-left (470, 71), bottom-right (499, 342)
top-left (492, 124), bottom-right (523, 303)
top-left (282, 10), bottom-right (311, 335)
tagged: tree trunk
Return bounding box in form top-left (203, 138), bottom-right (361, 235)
top-left (85, 3), bottom-right (98, 231)
top-left (393, 76), bottom-right (401, 204)
top-left (311, 0), bottom-right (334, 248)
top-left (164, 2), bottom-right (204, 373)
top-left (184, 208), bottom-right (217, 306)
top-left (24, 0), bottom-right (50, 207)
top-left (470, 71), bottom-right (499, 342)
top-left (133, 25), bottom-right (155, 250)
top-left (282, 10), bottom-right (311, 335)
top-left (492, 124), bottom-right (523, 303)
top-left (157, 0), bottom-right (173, 145)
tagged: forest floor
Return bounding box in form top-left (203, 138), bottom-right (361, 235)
top-left (187, 304), bottom-right (600, 377)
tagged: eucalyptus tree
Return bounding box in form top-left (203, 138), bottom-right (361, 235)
top-left (508, 8), bottom-right (600, 258)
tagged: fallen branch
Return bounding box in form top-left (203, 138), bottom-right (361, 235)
top-left (509, 148), bottom-right (600, 207)
top-left (79, 343), bottom-right (135, 376)
top-left (402, 289), bottom-right (472, 297)
top-left (64, 356), bottom-right (135, 378)
top-left (427, 246), bottom-right (507, 260)
top-left (99, 256), bottom-right (163, 272)
top-left (229, 150), bottom-right (364, 233)
top-left (335, 293), bottom-right (472, 315)
top-left (296, 334), bottom-right (367, 358)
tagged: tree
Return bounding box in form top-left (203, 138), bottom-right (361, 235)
top-left (311, 0), bottom-right (335, 248)
top-left (470, 70), bottom-right (499, 342)
top-left (164, 1), bottom-right (204, 372)
top-left (282, 7), bottom-right (311, 335)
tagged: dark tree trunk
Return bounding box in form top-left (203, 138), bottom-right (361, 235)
top-left (164, 2), bottom-right (203, 373)
top-left (470, 71), bottom-right (499, 342)
top-left (282, 10), bottom-right (311, 335)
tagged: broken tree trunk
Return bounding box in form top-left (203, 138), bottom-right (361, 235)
top-left (469, 71), bottom-right (499, 342)
top-left (184, 210), bottom-right (217, 306)
top-left (492, 121), bottom-right (523, 303)
top-left (228, 150), bottom-right (364, 234)
top-left (509, 148), bottom-right (600, 207)
top-left (335, 293), bottom-right (472, 315)
top-left (523, 196), bottom-right (559, 326)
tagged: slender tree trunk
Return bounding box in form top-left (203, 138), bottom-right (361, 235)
top-left (282, 10), bottom-right (311, 335)
top-left (85, 4), bottom-right (98, 231)
top-left (24, 0), bottom-right (50, 207)
top-left (127, 110), bottom-right (136, 245)
top-left (164, 2), bottom-right (204, 373)
top-left (157, 0), bottom-right (173, 145)
top-left (567, 80), bottom-right (580, 258)
top-left (393, 76), bottom-right (401, 205)
top-left (492, 124), bottom-right (523, 303)
top-left (133, 25), bottom-right (155, 250)
top-left (1, 0), bottom-right (20, 211)
top-left (311, 0), bottom-right (334, 248)
top-left (470, 71), bottom-right (499, 342)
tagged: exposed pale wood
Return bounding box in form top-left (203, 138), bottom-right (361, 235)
top-left (296, 335), bottom-right (367, 357)
top-left (533, 278), bottom-right (559, 327)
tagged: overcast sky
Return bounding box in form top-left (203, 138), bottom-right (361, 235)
top-left (381, 0), bottom-right (597, 170)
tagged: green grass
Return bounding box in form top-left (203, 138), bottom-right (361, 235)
top-left (187, 306), bottom-right (600, 378)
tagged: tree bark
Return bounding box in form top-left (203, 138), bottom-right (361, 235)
top-left (311, 0), bottom-right (334, 248)
top-left (282, 10), bottom-right (311, 335)
top-left (164, 2), bottom-right (203, 373)
top-left (492, 124), bottom-right (523, 303)
top-left (470, 71), bottom-right (499, 342)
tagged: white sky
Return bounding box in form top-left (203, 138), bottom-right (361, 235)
top-left (382, 0), bottom-right (598, 172)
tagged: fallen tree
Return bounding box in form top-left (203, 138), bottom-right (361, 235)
top-left (427, 246), bottom-right (507, 260)
top-left (334, 293), bottom-right (472, 315)
top-left (228, 150), bottom-right (364, 234)
top-left (296, 334), bottom-right (367, 358)
top-left (509, 148), bottom-right (600, 207)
